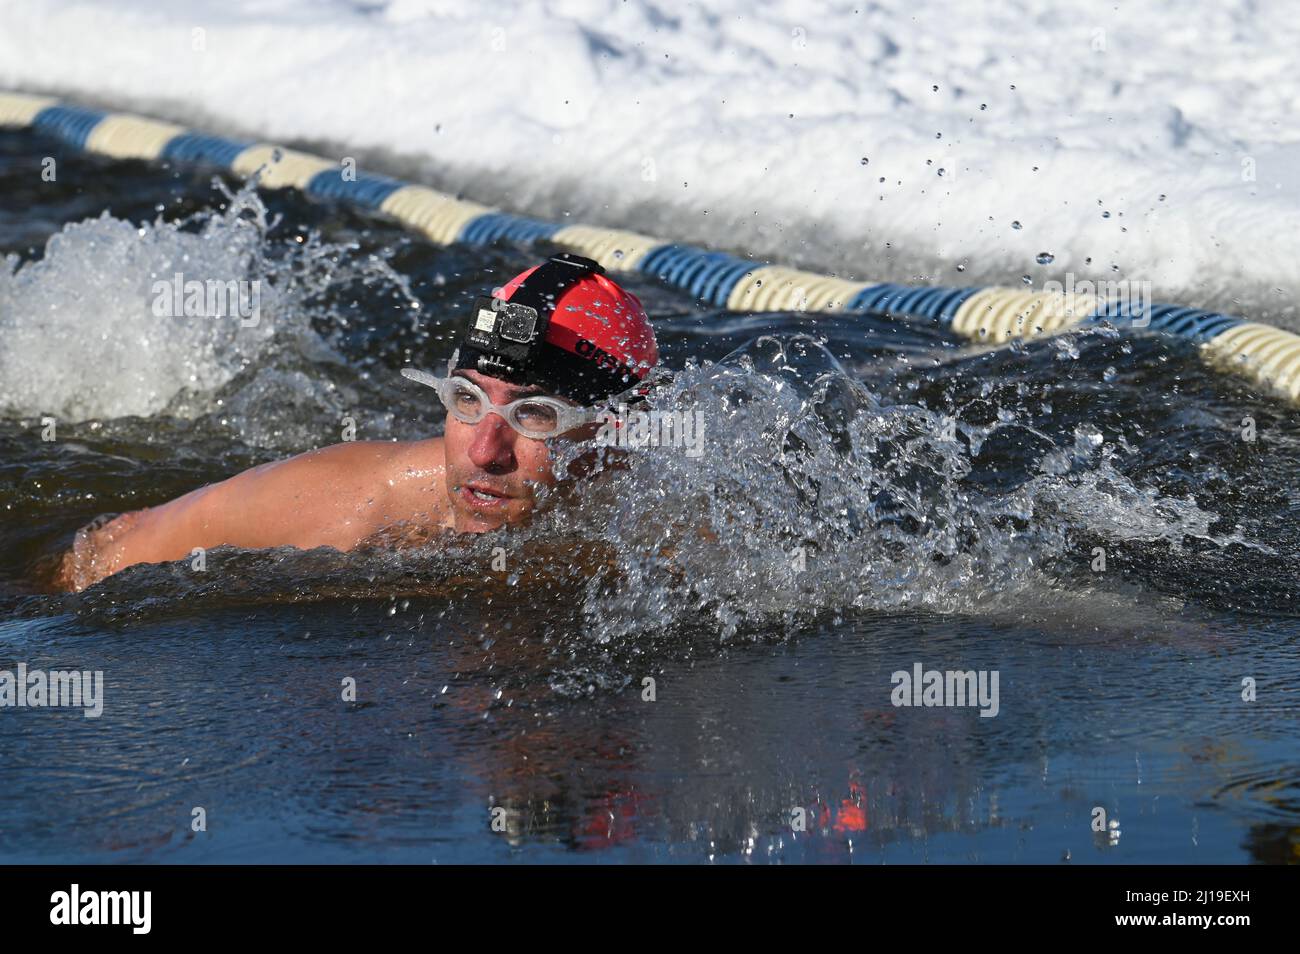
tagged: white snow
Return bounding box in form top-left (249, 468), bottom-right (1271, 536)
top-left (1, 0), bottom-right (1298, 323)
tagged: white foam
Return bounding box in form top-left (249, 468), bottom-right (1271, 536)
top-left (2, 0), bottom-right (1298, 321)
top-left (0, 197), bottom-right (283, 420)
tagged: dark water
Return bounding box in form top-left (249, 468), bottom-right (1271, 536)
top-left (1, 129), bottom-right (1297, 863)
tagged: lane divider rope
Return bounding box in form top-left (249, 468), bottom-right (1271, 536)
top-left (4, 91), bottom-right (1298, 402)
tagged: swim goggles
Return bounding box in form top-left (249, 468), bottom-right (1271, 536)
top-left (400, 367), bottom-right (601, 439)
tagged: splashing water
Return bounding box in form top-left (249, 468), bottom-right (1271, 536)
top-left (0, 179), bottom-right (413, 432)
top-left (0, 175), bottom-right (1276, 651)
top-left (531, 335), bottom-right (1241, 645)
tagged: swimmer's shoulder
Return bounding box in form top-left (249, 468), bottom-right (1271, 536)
top-left (267, 437), bottom-right (444, 487)
top-left (347, 436), bottom-right (455, 545)
top-left (375, 436), bottom-right (454, 532)
top-left (307, 435), bottom-right (449, 508)
top-left (236, 437), bottom-right (450, 536)
top-left (382, 436), bottom-right (447, 491)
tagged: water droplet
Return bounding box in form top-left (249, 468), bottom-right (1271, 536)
top-left (979, 103), bottom-right (987, 110)
top-left (860, 157), bottom-right (869, 165)
top-left (1035, 252), bottom-right (1054, 265)
top-left (1011, 220), bottom-right (1023, 230)
top-left (955, 263), bottom-right (966, 272)
top-left (1021, 275), bottom-right (1032, 285)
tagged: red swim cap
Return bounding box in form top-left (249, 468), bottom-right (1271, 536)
top-left (452, 254), bottom-right (658, 405)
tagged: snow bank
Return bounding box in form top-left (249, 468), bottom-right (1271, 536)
top-left (2, 0), bottom-right (1297, 322)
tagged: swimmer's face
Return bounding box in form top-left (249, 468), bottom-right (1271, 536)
top-left (441, 370), bottom-right (593, 532)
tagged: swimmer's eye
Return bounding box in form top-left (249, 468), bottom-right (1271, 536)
top-left (448, 380), bottom-right (484, 416)
top-left (513, 400), bottom-right (560, 432)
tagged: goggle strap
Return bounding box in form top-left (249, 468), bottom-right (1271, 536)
top-left (399, 367), bottom-right (442, 389)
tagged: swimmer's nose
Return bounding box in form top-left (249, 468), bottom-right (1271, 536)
top-left (466, 412), bottom-right (516, 473)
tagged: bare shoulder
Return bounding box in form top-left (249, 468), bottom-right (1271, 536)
top-left (273, 437), bottom-right (451, 530)
top-left (170, 436), bottom-right (450, 550)
top-left (378, 436), bottom-right (448, 507)
top-left (351, 436), bottom-right (455, 545)
top-left (51, 437), bottom-right (452, 591)
top-left (263, 438), bottom-right (424, 477)
top-left (243, 437), bottom-right (443, 493)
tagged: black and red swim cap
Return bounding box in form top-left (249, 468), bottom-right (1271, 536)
top-left (452, 253), bottom-right (658, 405)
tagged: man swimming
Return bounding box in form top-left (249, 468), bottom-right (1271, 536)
top-left (54, 253), bottom-right (659, 592)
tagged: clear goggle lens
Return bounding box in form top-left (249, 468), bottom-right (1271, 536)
top-left (401, 366), bottom-right (613, 439)
top-left (432, 374), bottom-right (599, 440)
top-left (444, 378), bottom-right (561, 434)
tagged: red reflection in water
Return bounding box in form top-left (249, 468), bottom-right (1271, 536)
top-left (575, 788), bottom-right (647, 850)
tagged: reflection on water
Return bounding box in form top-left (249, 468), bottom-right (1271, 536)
top-left (0, 129), bottom-right (1297, 863)
top-left (1, 599), bottom-right (1296, 863)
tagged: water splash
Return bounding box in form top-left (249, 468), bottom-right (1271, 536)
top-left (1, 180), bottom-right (1280, 669)
top-left (0, 179), bottom-right (411, 433)
top-left (37, 330), bottom-right (1251, 662)
top-left (530, 335), bottom-right (1235, 645)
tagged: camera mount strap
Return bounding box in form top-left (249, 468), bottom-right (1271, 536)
top-left (455, 253), bottom-right (605, 383)
top-left (507, 252), bottom-right (604, 320)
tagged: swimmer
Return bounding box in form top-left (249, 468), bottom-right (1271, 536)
top-left (54, 253), bottom-right (659, 592)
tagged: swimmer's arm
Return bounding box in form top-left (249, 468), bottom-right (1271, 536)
top-left (55, 441), bottom-right (430, 591)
